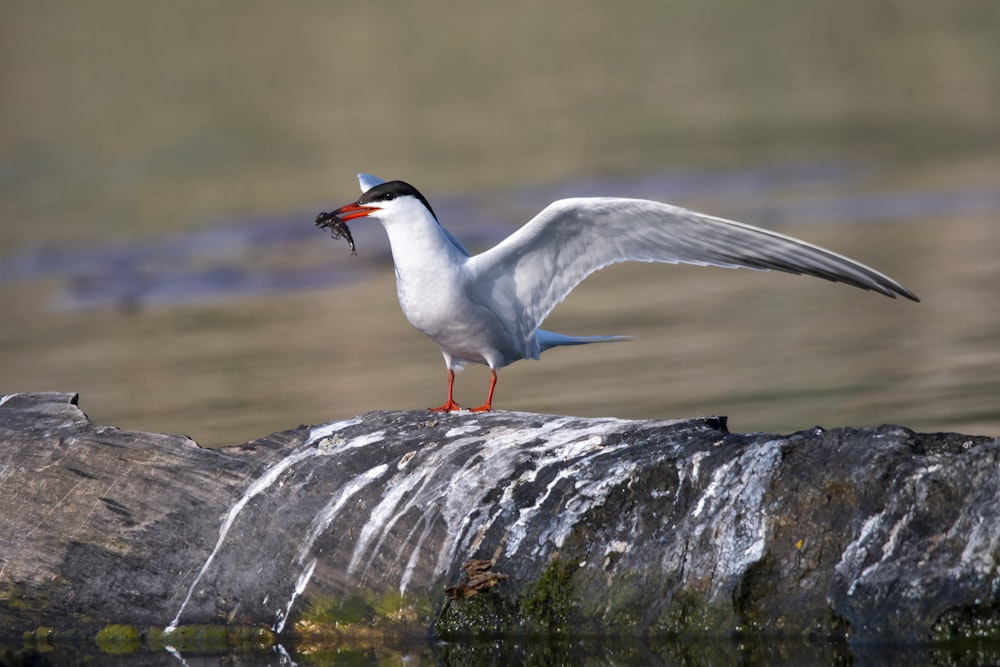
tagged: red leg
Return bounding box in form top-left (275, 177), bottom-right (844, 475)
top-left (429, 369), bottom-right (462, 412)
top-left (469, 369), bottom-right (497, 412)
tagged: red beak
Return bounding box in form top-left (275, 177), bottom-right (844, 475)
top-left (332, 202), bottom-right (380, 221)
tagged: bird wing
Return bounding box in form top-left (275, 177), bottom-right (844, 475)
top-left (466, 197), bottom-right (918, 340)
top-left (357, 173), bottom-right (386, 191)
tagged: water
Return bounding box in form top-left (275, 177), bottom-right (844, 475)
top-left (8, 632), bottom-right (999, 665)
top-left (1, 161), bottom-right (999, 447)
top-left (3, 161), bottom-right (997, 311)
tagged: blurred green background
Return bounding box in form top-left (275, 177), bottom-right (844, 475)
top-left (2, 1), bottom-right (999, 446)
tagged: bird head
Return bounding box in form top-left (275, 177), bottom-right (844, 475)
top-left (316, 178), bottom-right (458, 256)
top-left (327, 181), bottom-right (436, 222)
top-left (316, 179), bottom-right (436, 230)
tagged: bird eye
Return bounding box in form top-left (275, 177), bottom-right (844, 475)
top-left (382, 192), bottom-right (396, 201)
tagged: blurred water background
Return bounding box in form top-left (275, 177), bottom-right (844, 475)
top-left (3, 2), bottom-right (1000, 665)
top-left (2, 0), bottom-right (999, 453)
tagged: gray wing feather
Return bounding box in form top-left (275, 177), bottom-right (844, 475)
top-left (357, 173), bottom-right (386, 191)
top-left (467, 197), bottom-right (918, 342)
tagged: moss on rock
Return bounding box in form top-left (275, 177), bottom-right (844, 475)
top-left (94, 624), bottom-right (142, 654)
top-left (518, 556), bottom-right (578, 634)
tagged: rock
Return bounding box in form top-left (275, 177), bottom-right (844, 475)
top-left (0, 392), bottom-right (998, 647)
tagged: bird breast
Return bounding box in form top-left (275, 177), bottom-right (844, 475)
top-left (394, 267), bottom-right (527, 368)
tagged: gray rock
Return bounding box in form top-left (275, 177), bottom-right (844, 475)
top-left (0, 391), bottom-right (997, 646)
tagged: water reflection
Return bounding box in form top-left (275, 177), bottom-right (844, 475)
top-left (9, 634), bottom-right (1000, 666)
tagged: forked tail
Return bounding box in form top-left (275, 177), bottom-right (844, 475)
top-left (536, 329), bottom-right (633, 353)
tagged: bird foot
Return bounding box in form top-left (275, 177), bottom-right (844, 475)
top-left (468, 404), bottom-right (492, 413)
top-left (428, 400), bottom-right (462, 412)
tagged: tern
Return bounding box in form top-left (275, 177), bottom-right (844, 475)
top-left (317, 173), bottom-right (918, 413)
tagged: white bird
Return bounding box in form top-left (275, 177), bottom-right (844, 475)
top-left (316, 173), bottom-right (918, 413)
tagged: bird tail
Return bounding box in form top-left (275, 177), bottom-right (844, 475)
top-left (536, 329), bottom-right (633, 353)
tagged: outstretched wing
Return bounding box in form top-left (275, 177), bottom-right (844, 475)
top-left (466, 197), bottom-right (918, 341)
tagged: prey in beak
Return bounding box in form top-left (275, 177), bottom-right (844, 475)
top-left (314, 202), bottom-right (379, 256)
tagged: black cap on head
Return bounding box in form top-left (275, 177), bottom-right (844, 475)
top-left (357, 181), bottom-right (438, 220)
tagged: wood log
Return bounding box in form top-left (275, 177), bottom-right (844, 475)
top-left (1, 392), bottom-right (998, 649)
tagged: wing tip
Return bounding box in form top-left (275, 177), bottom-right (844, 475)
top-left (875, 281), bottom-right (920, 302)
